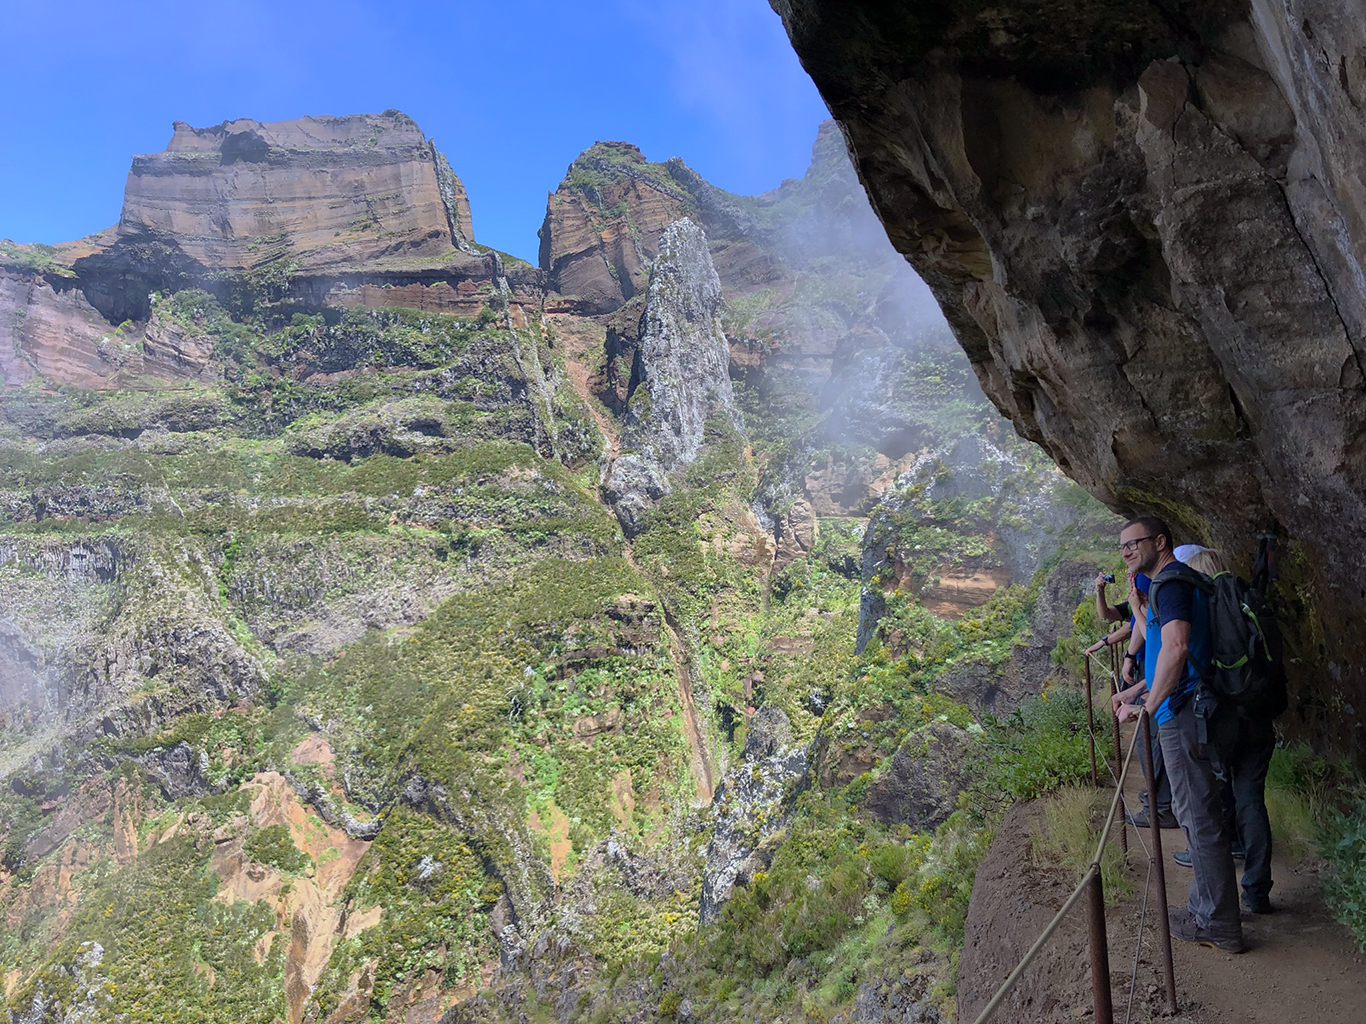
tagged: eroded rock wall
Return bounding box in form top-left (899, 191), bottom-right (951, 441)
top-left (773, 0), bottom-right (1366, 760)
top-left (601, 219), bottom-right (739, 533)
top-left (119, 113), bottom-right (464, 270)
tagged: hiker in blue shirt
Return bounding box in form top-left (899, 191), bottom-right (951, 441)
top-left (1114, 516), bottom-right (1244, 952)
top-left (1106, 573), bottom-right (1177, 829)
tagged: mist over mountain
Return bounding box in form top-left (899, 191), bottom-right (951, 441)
top-left (0, 110), bottom-right (1125, 1024)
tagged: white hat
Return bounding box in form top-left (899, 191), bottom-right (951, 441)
top-left (1173, 544), bottom-right (1208, 562)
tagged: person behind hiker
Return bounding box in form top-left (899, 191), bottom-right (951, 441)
top-left (1184, 546), bottom-right (1277, 915)
top-left (1092, 570), bottom-right (1128, 624)
top-left (1174, 543), bottom-right (1210, 564)
top-left (1119, 572), bottom-right (1149, 687)
top-left (1107, 574), bottom-right (1177, 829)
top-left (1086, 570), bottom-right (1148, 657)
top-left (1114, 516), bottom-right (1243, 951)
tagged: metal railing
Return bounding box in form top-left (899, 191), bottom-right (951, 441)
top-left (969, 640), bottom-right (1179, 1024)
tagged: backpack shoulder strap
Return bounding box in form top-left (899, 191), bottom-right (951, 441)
top-left (1147, 562), bottom-right (1212, 628)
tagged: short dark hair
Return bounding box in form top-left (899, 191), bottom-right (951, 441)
top-left (1123, 515), bottom-right (1173, 552)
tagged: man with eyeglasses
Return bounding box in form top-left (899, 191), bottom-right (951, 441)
top-left (1113, 515), bottom-right (1244, 953)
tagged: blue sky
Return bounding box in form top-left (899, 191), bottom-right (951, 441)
top-left (0, 0), bottom-right (830, 263)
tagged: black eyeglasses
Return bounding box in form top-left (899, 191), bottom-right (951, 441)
top-left (1118, 535), bottom-right (1155, 553)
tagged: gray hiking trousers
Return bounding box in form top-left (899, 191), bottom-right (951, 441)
top-left (1159, 701), bottom-right (1243, 941)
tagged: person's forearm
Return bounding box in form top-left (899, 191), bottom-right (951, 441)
top-left (1116, 681), bottom-right (1145, 703)
top-left (1121, 635), bottom-right (1144, 686)
top-left (1100, 604), bottom-right (1122, 622)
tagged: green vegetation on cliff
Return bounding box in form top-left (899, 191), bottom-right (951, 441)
top-left (0, 120), bottom-right (1157, 1024)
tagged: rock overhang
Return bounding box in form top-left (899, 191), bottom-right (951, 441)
top-left (772, 0), bottom-right (1366, 764)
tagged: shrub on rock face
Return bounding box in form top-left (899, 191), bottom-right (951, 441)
top-left (242, 823), bottom-right (311, 874)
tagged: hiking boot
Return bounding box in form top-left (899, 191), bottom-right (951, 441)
top-left (1173, 847), bottom-right (1241, 867)
top-left (1241, 893), bottom-right (1274, 915)
top-left (1168, 906), bottom-right (1245, 953)
top-left (1126, 809), bottom-right (1180, 829)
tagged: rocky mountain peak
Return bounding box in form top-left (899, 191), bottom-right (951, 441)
top-left (117, 110), bottom-right (473, 271)
top-left (576, 140), bottom-right (649, 166)
top-left (622, 218), bottom-right (738, 468)
top-left (538, 143), bottom-right (694, 312)
top-left (602, 218), bottom-right (739, 533)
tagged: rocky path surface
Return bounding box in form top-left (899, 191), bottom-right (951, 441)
top-left (1110, 723), bottom-right (1365, 1024)
top-left (960, 725), bottom-right (1365, 1024)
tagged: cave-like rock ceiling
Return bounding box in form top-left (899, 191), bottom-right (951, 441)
top-left (772, 0), bottom-right (1366, 764)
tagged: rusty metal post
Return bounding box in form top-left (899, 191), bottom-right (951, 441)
top-left (1085, 654), bottom-right (1098, 787)
top-left (1108, 645), bottom-right (1127, 856)
top-left (1087, 868), bottom-right (1114, 1024)
top-left (1140, 710), bottom-right (1178, 1013)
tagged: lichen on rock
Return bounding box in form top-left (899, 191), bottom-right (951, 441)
top-left (602, 218), bottom-right (740, 533)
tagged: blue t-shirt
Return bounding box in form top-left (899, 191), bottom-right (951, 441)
top-left (1143, 564), bottom-right (1209, 724)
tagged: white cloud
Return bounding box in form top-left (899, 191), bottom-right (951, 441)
top-left (619, 0), bottom-right (828, 189)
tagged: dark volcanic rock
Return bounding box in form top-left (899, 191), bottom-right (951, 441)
top-left (862, 721), bottom-right (970, 831)
top-left (138, 740), bottom-right (212, 800)
top-left (773, 0), bottom-right (1366, 762)
top-left (699, 707), bottom-right (808, 924)
top-left (619, 219), bottom-right (738, 470)
top-left (602, 219), bottom-right (739, 532)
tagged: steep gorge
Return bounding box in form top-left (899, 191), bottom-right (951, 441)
top-left (0, 104), bottom-right (1269, 1024)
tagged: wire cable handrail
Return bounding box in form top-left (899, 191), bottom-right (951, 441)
top-left (1085, 656), bottom-right (1154, 864)
top-left (969, 624), bottom-right (1181, 1024)
top-left (969, 718), bottom-right (1144, 1024)
top-left (1124, 856), bottom-right (1156, 1024)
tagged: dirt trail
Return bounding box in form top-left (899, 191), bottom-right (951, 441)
top-left (1109, 724), bottom-right (1366, 1024)
top-left (963, 770), bottom-right (1365, 1024)
top-left (662, 614), bottom-right (714, 804)
top-left (550, 313), bottom-right (714, 805)
top-left (547, 312), bottom-right (619, 461)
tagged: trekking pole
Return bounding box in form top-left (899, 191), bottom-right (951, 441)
top-left (1139, 709), bottom-right (1178, 1013)
top-left (1108, 646), bottom-right (1127, 856)
top-left (1084, 654), bottom-right (1098, 787)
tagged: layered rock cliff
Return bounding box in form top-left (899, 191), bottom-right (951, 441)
top-left (0, 112), bottom-right (537, 387)
top-left (772, 0), bottom-right (1366, 762)
top-left (118, 113), bottom-right (474, 270)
